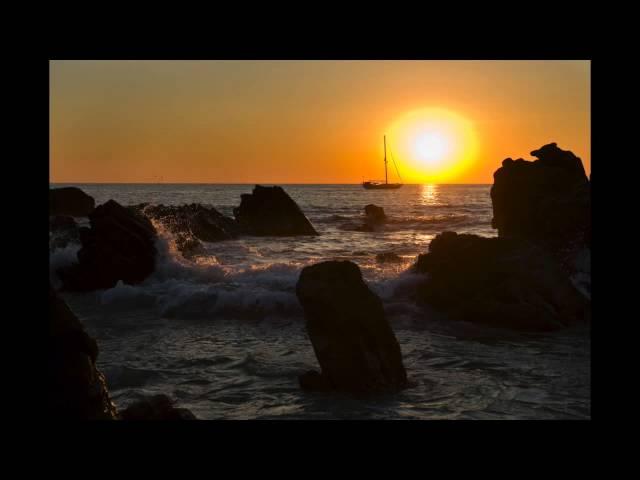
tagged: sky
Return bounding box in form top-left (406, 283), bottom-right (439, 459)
top-left (50, 60), bottom-right (590, 184)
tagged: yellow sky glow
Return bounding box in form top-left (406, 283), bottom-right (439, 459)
top-left (50, 60), bottom-right (590, 184)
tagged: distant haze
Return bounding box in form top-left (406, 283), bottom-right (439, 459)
top-left (50, 60), bottom-right (590, 184)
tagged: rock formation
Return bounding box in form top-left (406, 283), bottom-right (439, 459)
top-left (296, 261), bottom-right (407, 394)
top-left (50, 187), bottom-right (95, 217)
top-left (58, 200), bottom-right (158, 291)
top-left (234, 185), bottom-right (318, 236)
top-left (412, 232), bottom-right (589, 331)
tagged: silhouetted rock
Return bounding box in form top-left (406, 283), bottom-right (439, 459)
top-left (49, 215), bottom-right (80, 250)
top-left (50, 285), bottom-right (118, 419)
top-left (58, 200), bottom-right (157, 291)
top-left (491, 143), bottom-right (590, 259)
top-left (50, 187), bottom-right (95, 217)
top-left (356, 204), bottom-right (387, 232)
top-left (234, 185), bottom-right (318, 236)
top-left (365, 204), bottom-right (386, 223)
top-left (134, 203), bottom-right (239, 257)
top-left (296, 261), bottom-right (407, 394)
top-left (142, 204), bottom-right (240, 242)
top-left (412, 232), bottom-right (589, 331)
top-left (119, 395), bottom-right (197, 420)
top-left (376, 252), bottom-right (403, 263)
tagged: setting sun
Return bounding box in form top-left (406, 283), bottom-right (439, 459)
top-left (387, 108), bottom-right (479, 183)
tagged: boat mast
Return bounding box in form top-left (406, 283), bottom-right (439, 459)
top-left (384, 135), bottom-right (388, 184)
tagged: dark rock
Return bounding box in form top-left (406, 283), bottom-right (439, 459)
top-left (49, 215), bottom-right (80, 250)
top-left (50, 285), bottom-right (118, 419)
top-left (356, 204), bottom-right (387, 232)
top-left (58, 200), bottom-right (157, 291)
top-left (135, 203), bottom-right (239, 257)
top-left (491, 143), bottom-right (590, 258)
top-left (234, 185), bottom-right (318, 236)
top-left (119, 395), bottom-right (197, 420)
top-left (376, 252), bottom-right (403, 263)
top-left (142, 203), bottom-right (240, 242)
top-left (412, 232), bottom-right (589, 331)
top-left (365, 204), bottom-right (386, 223)
top-left (298, 370), bottom-right (332, 392)
top-left (50, 187), bottom-right (95, 217)
top-left (296, 261), bottom-right (407, 394)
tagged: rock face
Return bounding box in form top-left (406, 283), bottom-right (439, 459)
top-left (233, 185), bottom-right (318, 236)
top-left (50, 187), bottom-right (95, 217)
top-left (491, 143), bottom-right (590, 257)
top-left (136, 203), bottom-right (240, 256)
top-left (58, 200), bottom-right (157, 291)
top-left (296, 261), bottom-right (407, 394)
top-left (49, 215), bottom-right (80, 250)
top-left (119, 395), bottom-right (197, 420)
top-left (412, 232), bottom-right (589, 331)
top-left (50, 285), bottom-right (118, 419)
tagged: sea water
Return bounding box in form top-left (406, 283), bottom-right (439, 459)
top-left (49, 184), bottom-right (591, 419)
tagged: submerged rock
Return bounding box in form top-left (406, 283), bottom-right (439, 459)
top-left (234, 185), bottom-right (318, 236)
top-left (50, 285), bottom-right (118, 419)
top-left (376, 252), bottom-right (403, 263)
top-left (50, 187), bottom-right (95, 217)
top-left (412, 232), bottom-right (589, 331)
top-left (491, 142), bottom-right (590, 258)
top-left (58, 200), bottom-right (157, 291)
top-left (119, 395), bottom-right (197, 420)
top-left (296, 261), bottom-right (407, 394)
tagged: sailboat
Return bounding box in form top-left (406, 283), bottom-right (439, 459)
top-left (363, 135), bottom-right (403, 190)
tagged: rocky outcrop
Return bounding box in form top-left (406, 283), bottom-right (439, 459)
top-left (296, 261), bottom-right (407, 394)
top-left (49, 215), bottom-right (80, 250)
top-left (58, 200), bottom-right (157, 291)
top-left (356, 204), bottom-right (387, 232)
top-left (234, 185), bottom-right (318, 236)
top-left (135, 203), bottom-right (240, 257)
top-left (491, 142), bottom-right (590, 260)
top-left (50, 187), bottom-right (95, 217)
top-left (412, 232), bottom-right (589, 331)
top-left (119, 395), bottom-right (197, 420)
top-left (50, 285), bottom-right (118, 419)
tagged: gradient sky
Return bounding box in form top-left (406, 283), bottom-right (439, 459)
top-left (50, 60), bottom-right (590, 184)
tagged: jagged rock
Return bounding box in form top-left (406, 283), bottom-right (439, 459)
top-left (296, 261), bottom-right (407, 394)
top-left (58, 200), bottom-right (157, 291)
top-left (412, 232), bottom-right (589, 331)
top-left (50, 187), bottom-right (95, 217)
top-left (141, 203), bottom-right (240, 242)
top-left (234, 185), bottom-right (318, 236)
top-left (119, 395), bottom-right (197, 420)
top-left (491, 143), bottom-right (590, 259)
top-left (50, 285), bottom-right (118, 419)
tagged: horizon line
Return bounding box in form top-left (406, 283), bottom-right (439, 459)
top-left (50, 181), bottom-right (493, 186)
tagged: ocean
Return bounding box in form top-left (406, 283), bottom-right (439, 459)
top-left (49, 184), bottom-right (591, 419)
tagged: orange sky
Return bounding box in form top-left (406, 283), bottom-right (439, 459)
top-left (50, 60), bottom-right (590, 184)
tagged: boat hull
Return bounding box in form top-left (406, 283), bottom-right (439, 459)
top-left (362, 182), bottom-right (403, 190)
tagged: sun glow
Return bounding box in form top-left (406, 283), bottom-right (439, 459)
top-left (387, 108), bottom-right (478, 183)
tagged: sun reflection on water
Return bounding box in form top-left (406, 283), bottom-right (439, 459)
top-left (420, 184), bottom-right (439, 205)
